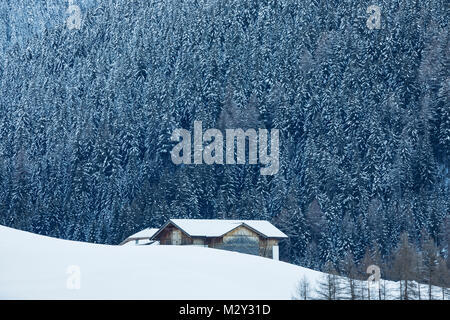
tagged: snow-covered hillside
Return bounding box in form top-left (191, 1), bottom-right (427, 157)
top-left (1, 225), bottom-right (447, 300)
top-left (0, 225), bottom-right (323, 299)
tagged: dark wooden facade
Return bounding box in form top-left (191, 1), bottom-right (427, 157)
top-left (153, 222), bottom-right (282, 259)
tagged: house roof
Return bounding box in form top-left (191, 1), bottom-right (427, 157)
top-left (152, 219), bottom-right (288, 239)
top-left (127, 228), bottom-right (159, 239)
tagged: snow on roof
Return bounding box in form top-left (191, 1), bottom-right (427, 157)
top-left (127, 228), bottom-right (159, 239)
top-left (163, 219), bottom-right (288, 239)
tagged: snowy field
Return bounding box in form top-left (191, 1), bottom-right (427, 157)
top-left (0, 225), bottom-right (447, 300)
top-left (0, 225), bottom-right (323, 299)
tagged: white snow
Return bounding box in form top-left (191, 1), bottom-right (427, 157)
top-left (1, 225), bottom-right (447, 300)
top-left (121, 238), bottom-right (157, 246)
top-left (127, 228), bottom-right (159, 239)
top-left (0, 225), bottom-right (316, 299)
top-left (167, 219), bottom-right (288, 238)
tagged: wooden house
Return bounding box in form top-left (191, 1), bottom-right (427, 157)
top-left (150, 219), bottom-right (288, 259)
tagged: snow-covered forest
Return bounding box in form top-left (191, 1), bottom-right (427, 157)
top-left (0, 0), bottom-right (448, 292)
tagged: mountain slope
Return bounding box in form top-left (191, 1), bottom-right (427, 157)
top-left (0, 225), bottom-right (323, 299)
